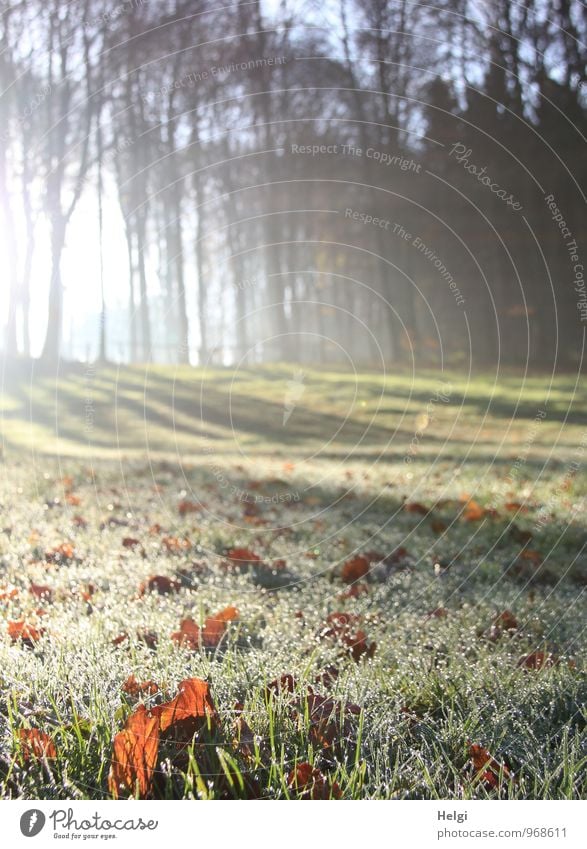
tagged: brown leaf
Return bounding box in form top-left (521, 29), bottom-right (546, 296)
top-left (29, 583), bottom-right (53, 602)
top-left (18, 729), bottom-right (57, 761)
top-left (108, 704), bottom-right (159, 799)
top-left (340, 555), bottom-right (370, 583)
top-left (171, 607), bottom-right (239, 651)
top-left (468, 743), bottom-right (512, 790)
top-left (265, 673), bottom-right (298, 698)
top-left (178, 500), bottom-right (200, 516)
top-left (462, 500), bottom-right (486, 521)
top-left (297, 693), bottom-right (361, 750)
top-left (287, 762), bottom-right (342, 799)
top-left (152, 677), bottom-right (218, 741)
top-left (516, 651), bottom-right (558, 670)
top-left (339, 582), bottom-right (369, 600)
top-left (404, 502), bottom-right (429, 515)
top-left (138, 575), bottom-right (181, 597)
top-left (320, 612), bottom-right (376, 661)
top-left (226, 547), bottom-right (261, 564)
top-left (122, 675), bottom-right (159, 697)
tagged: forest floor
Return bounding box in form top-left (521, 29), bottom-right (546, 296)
top-left (0, 363), bottom-right (585, 799)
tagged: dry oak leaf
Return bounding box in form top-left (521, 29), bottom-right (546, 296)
top-left (171, 606), bottom-right (239, 650)
top-left (8, 620), bottom-right (44, 646)
top-left (404, 502), bottom-right (429, 515)
top-left (339, 582), bottom-right (369, 600)
top-left (226, 547), bottom-right (262, 564)
top-left (297, 692), bottom-right (361, 750)
top-left (468, 743), bottom-right (512, 791)
top-left (178, 499), bottom-right (200, 516)
top-left (107, 704), bottom-right (159, 799)
top-left (29, 583), bottom-right (53, 601)
top-left (287, 762), bottom-right (342, 800)
top-left (45, 542), bottom-right (75, 564)
top-left (517, 651), bottom-right (561, 671)
top-left (340, 555), bottom-right (370, 584)
top-left (462, 500), bottom-right (486, 521)
top-left (152, 677), bottom-right (218, 741)
top-left (18, 729), bottom-right (57, 761)
top-left (138, 575), bottom-right (181, 597)
top-left (201, 606), bottom-right (239, 647)
top-left (161, 536), bottom-right (191, 554)
top-left (122, 675), bottom-right (159, 697)
top-left (265, 673), bottom-right (298, 699)
top-left (320, 612), bottom-right (376, 662)
top-left (0, 585), bottom-right (19, 601)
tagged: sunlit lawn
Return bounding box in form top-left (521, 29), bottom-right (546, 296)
top-left (0, 364), bottom-right (585, 798)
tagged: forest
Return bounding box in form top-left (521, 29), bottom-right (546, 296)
top-left (0, 0), bottom-right (585, 369)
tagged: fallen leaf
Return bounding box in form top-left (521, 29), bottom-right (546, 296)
top-left (18, 729), bottom-right (57, 761)
top-left (226, 547), bottom-right (262, 564)
top-left (468, 743), bottom-right (512, 790)
top-left (162, 536), bottom-right (191, 554)
top-left (8, 620), bottom-right (44, 646)
top-left (517, 651), bottom-right (558, 670)
top-left (153, 677), bottom-right (218, 740)
top-left (287, 762), bottom-right (342, 799)
top-left (122, 675), bottom-right (159, 697)
top-left (108, 704), bottom-right (159, 799)
top-left (201, 606), bottom-right (239, 648)
top-left (138, 575), bottom-right (181, 597)
top-left (45, 542), bottom-right (75, 564)
top-left (178, 500), bottom-right (200, 515)
top-left (29, 583), bottom-right (53, 602)
top-left (340, 555), bottom-right (370, 583)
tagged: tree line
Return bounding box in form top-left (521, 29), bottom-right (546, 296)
top-left (1, 0), bottom-right (585, 368)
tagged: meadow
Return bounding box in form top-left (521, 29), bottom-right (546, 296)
top-left (0, 363), bottom-right (585, 799)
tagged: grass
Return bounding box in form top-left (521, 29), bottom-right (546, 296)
top-left (0, 361), bottom-right (585, 799)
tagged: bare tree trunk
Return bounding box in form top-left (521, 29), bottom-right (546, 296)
top-left (41, 218), bottom-right (66, 361)
top-left (0, 148), bottom-right (19, 355)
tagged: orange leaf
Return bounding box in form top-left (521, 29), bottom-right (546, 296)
top-left (152, 677), bottom-right (218, 740)
top-left (45, 542), bottom-right (75, 564)
top-left (107, 704), bottom-right (159, 799)
top-left (8, 620), bottom-right (44, 646)
top-left (161, 536), bottom-right (191, 554)
top-left (18, 729), bottom-right (57, 761)
top-left (201, 606), bottom-right (239, 648)
top-left (171, 617), bottom-right (201, 650)
top-left (462, 500), bottom-right (486, 521)
top-left (0, 585), bottom-right (19, 601)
